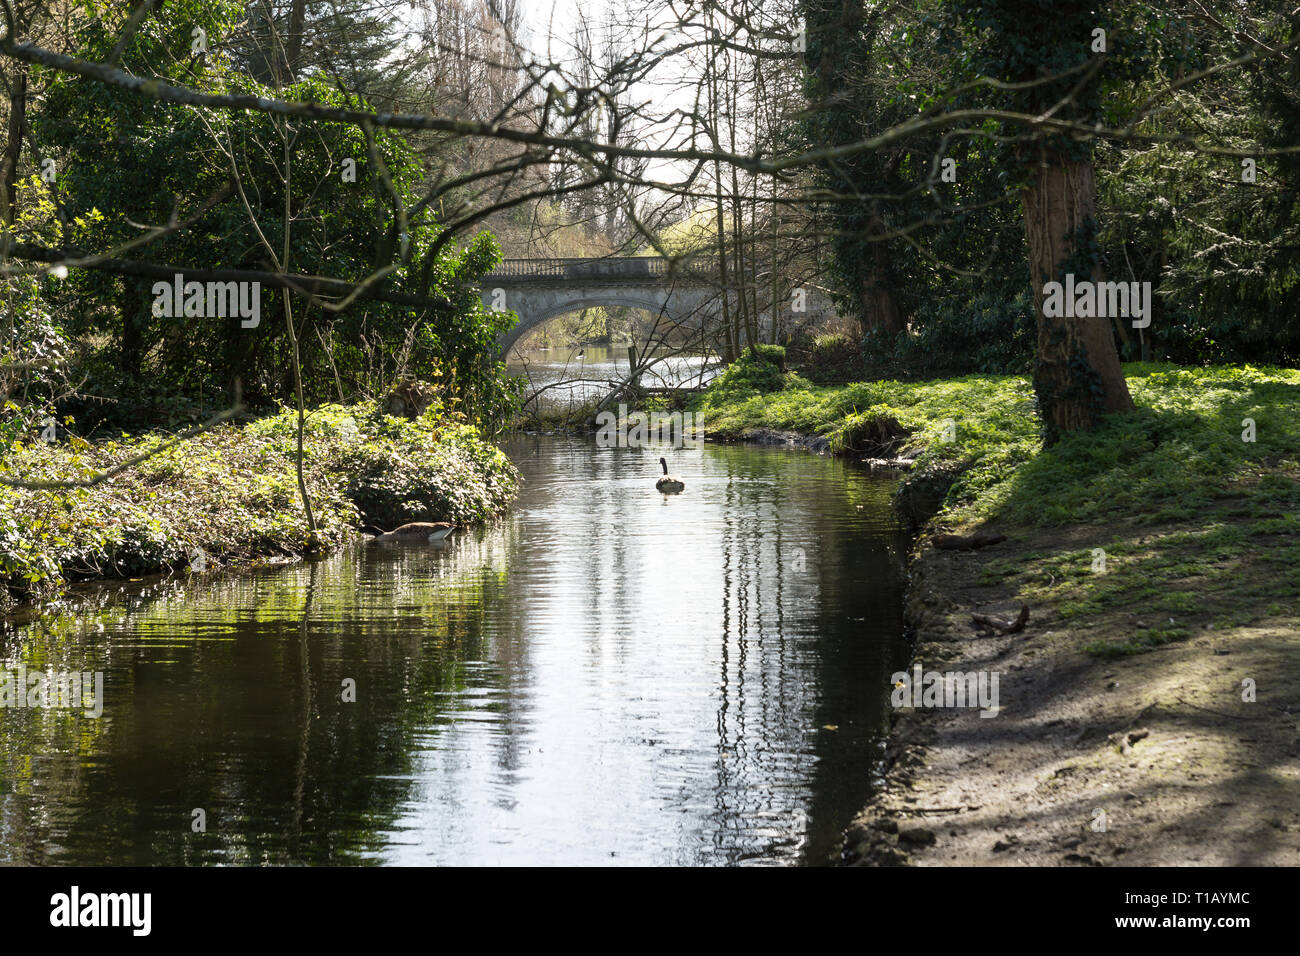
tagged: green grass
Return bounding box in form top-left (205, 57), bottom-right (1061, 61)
top-left (694, 361), bottom-right (1300, 529)
top-left (1083, 627), bottom-right (1192, 659)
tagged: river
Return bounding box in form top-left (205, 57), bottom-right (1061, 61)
top-left (0, 437), bottom-right (909, 866)
top-left (508, 346), bottom-right (717, 411)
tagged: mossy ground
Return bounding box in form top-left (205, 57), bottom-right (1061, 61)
top-left (694, 358), bottom-right (1300, 864)
top-left (0, 404), bottom-right (519, 613)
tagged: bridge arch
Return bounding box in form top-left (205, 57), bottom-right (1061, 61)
top-left (488, 290), bottom-right (707, 356)
top-left (480, 257), bottom-right (731, 355)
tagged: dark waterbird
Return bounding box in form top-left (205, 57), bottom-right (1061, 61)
top-left (656, 457), bottom-right (684, 494)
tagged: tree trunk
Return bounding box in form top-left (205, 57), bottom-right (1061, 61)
top-left (285, 0), bottom-right (307, 82)
top-left (1023, 156), bottom-right (1133, 442)
top-left (223, 317), bottom-right (251, 403)
top-left (860, 201), bottom-right (905, 334)
top-left (1, 68), bottom-right (26, 230)
top-left (119, 280), bottom-right (144, 382)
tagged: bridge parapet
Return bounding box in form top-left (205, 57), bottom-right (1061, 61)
top-left (483, 255), bottom-right (717, 284)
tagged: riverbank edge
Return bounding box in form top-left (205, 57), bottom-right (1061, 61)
top-left (1, 404), bottom-right (521, 617)
top-left (703, 422), bottom-right (963, 860)
top-left (705, 419), bottom-right (1300, 867)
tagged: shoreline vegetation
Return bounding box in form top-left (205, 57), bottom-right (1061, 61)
top-left (7, 344), bottom-right (1297, 864)
top-left (691, 346), bottom-right (1300, 866)
top-left (0, 404), bottom-right (520, 616)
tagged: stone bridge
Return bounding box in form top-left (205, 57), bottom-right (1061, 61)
top-left (480, 255), bottom-right (839, 353)
top-left (480, 256), bottom-right (721, 354)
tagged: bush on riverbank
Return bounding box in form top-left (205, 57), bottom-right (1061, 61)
top-left (246, 405), bottom-right (520, 530)
top-left (707, 344), bottom-right (797, 397)
top-left (0, 404), bottom-right (520, 612)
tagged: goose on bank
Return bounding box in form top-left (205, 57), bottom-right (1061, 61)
top-left (656, 457), bottom-right (685, 494)
top-left (375, 522), bottom-right (456, 543)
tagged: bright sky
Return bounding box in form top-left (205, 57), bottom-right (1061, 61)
top-left (517, 0), bottom-right (706, 186)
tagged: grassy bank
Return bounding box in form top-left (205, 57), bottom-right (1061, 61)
top-left (695, 353), bottom-right (1300, 647)
top-left (694, 353), bottom-right (1300, 864)
top-left (695, 355), bottom-right (1300, 574)
top-left (0, 404), bottom-right (520, 614)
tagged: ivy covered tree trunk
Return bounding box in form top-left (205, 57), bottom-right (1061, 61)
top-left (1024, 155), bottom-right (1133, 441)
top-left (1, 68), bottom-right (25, 229)
top-left (861, 201), bottom-right (905, 334)
top-left (945, 0), bottom-right (1143, 442)
top-left (802, 0), bottom-right (909, 338)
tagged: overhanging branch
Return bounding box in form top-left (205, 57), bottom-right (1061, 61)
top-left (1, 242), bottom-right (458, 311)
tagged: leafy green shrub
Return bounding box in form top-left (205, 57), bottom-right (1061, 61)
top-left (247, 403), bottom-right (520, 529)
top-left (796, 332), bottom-right (865, 384)
top-left (710, 345), bottom-right (789, 396)
top-left (811, 332), bottom-right (854, 360)
top-left (748, 344), bottom-right (787, 368)
top-left (861, 291), bottom-right (1036, 379)
top-left (0, 403), bottom-right (519, 611)
top-left (337, 422), bottom-right (520, 529)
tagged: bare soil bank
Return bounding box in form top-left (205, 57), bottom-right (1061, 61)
top-left (843, 518), bottom-right (1300, 866)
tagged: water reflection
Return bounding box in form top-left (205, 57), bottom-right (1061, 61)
top-left (0, 439), bottom-right (908, 865)
top-left (508, 346), bottom-right (717, 410)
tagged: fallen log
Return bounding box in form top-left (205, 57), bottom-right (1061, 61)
top-left (933, 530), bottom-right (1007, 550)
top-left (972, 603), bottom-right (1030, 635)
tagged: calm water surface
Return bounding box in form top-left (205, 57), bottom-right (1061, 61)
top-left (509, 346), bottom-right (717, 410)
top-left (1, 438), bottom-right (908, 865)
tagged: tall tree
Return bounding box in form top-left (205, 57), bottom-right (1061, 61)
top-left (800, 0), bottom-right (907, 335)
top-left (947, 0), bottom-right (1136, 441)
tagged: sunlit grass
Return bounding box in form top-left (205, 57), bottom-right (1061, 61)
top-left (695, 360), bottom-right (1300, 528)
top-left (695, 358), bottom-right (1300, 657)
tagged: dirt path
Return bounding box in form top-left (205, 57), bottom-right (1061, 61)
top-left (843, 520), bottom-right (1300, 866)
